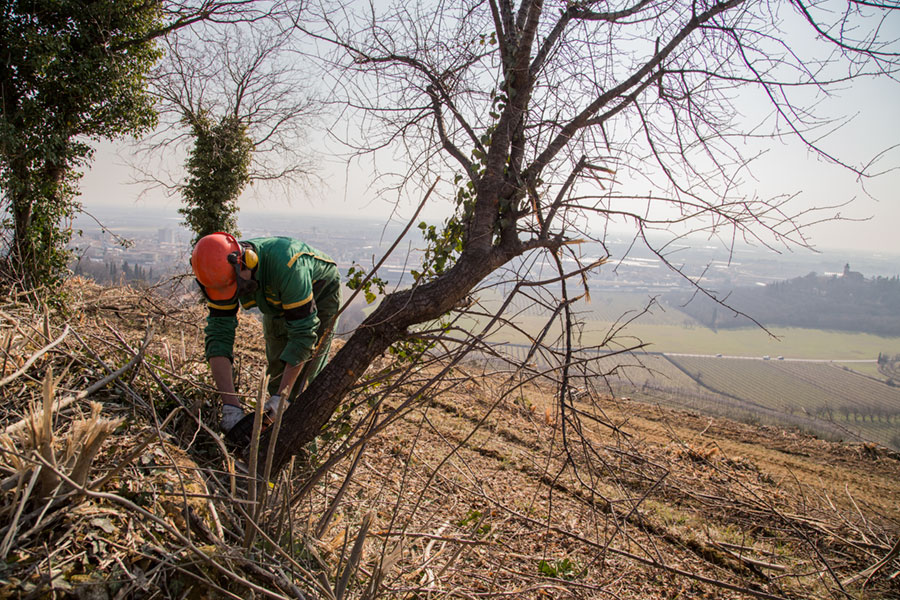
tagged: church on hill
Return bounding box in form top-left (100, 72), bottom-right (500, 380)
top-left (842, 263), bottom-right (864, 283)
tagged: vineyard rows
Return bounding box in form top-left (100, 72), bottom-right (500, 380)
top-left (667, 356), bottom-right (900, 413)
top-left (768, 361), bottom-right (900, 408)
top-left (665, 356), bottom-right (900, 447)
top-left (467, 344), bottom-right (900, 448)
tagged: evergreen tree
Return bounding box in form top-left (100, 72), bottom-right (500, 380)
top-left (0, 0), bottom-right (162, 290)
top-left (178, 114), bottom-right (252, 244)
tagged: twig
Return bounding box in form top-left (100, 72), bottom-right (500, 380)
top-left (337, 179), bottom-right (438, 318)
top-left (373, 531), bottom-right (488, 546)
top-left (336, 511), bottom-right (373, 600)
top-left (0, 325), bottom-right (70, 387)
top-left (4, 326), bottom-right (153, 436)
top-left (244, 376), bottom-right (267, 549)
top-left (0, 467), bottom-right (41, 559)
top-left (315, 413), bottom-right (374, 538)
top-left (260, 377), bottom-right (285, 513)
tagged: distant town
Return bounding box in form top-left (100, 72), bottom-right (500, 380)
top-left (71, 203), bottom-right (900, 297)
top-left (71, 205), bottom-right (404, 288)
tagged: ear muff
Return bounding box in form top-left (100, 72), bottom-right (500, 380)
top-left (243, 247), bottom-right (258, 269)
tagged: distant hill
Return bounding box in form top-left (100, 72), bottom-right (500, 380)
top-left (666, 265), bottom-right (900, 335)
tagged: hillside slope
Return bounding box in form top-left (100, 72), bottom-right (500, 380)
top-left (1, 280), bottom-right (898, 599)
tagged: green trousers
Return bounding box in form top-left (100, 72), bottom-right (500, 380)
top-left (263, 270), bottom-right (341, 402)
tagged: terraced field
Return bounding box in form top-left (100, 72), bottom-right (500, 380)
top-left (666, 356), bottom-right (900, 447)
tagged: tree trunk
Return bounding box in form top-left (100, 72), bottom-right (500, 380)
top-left (265, 248), bottom-right (507, 472)
top-left (9, 160), bottom-right (34, 277)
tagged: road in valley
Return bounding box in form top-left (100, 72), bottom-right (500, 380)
top-left (493, 343), bottom-right (878, 364)
top-left (662, 353), bottom-right (875, 363)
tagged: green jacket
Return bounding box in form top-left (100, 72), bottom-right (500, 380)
top-left (203, 237), bottom-right (337, 365)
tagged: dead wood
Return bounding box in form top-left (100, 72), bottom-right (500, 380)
top-left (0, 280), bottom-right (897, 598)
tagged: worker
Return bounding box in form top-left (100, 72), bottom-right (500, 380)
top-left (190, 232), bottom-right (341, 434)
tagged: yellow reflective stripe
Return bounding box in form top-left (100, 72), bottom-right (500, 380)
top-left (208, 301), bottom-right (238, 310)
top-left (266, 297), bottom-right (282, 306)
top-left (243, 300), bottom-right (257, 308)
top-left (287, 252), bottom-right (336, 268)
top-left (283, 292), bottom-right (313, 310)
top-left (286, 252), bottom-right (311, 268)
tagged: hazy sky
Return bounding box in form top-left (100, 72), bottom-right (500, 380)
top-left (80, 99), bottom-right (900, 258)
top-left (78, 8), bottom-right (900, 257)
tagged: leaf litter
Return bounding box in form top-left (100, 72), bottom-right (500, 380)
top-left (0, 277), bottom-right (897, 599)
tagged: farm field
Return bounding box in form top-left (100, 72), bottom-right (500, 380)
top-left (593, 323), bottom-right (900, 359)
top-left (459, 290), bottom-right (900, 449)
top-left (472, 290), bottom-right (900, 359)
top-left (475, 289), bottom-right (701, 326)
top-left (665, 356), bottom-right (900, 448)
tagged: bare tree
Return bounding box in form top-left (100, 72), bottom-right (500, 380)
top-left (878, 353), bottom-right (900, 385)
top-left (137, 16), bottom-right (319, 220)
top-left (262, 0), bottom-right (898, 476)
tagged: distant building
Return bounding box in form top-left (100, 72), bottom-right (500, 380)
top-left (136, 251), bottom-right (158, 263)
top-left (842, 263), bottom-right (864, 283)
top-left (158, 228), bottom-right (175, 244)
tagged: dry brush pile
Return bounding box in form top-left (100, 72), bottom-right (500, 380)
top-left (0, 278), bottom-right (898, 599)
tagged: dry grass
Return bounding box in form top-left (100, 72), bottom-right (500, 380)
top-left (0, 278), bottom-right (897, 599)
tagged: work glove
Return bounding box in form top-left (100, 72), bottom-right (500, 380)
top-left (221, 404), bottom-right (246, 433)
top-left (264, 394), bottom-right (288, 418)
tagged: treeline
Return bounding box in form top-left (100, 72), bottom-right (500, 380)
top-left (72, 259), bottom-right (156, 285)
top-left (667, 269), bottom-right (900, 335)
top-left (878, 353), bottom-right (900, 385)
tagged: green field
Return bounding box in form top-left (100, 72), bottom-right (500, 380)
top-left (471, 290), bottom-right (900, 359)
top-left (835, 361), bottom-right (888, 380)
top-left (591, 323), bottom-right (900, 359)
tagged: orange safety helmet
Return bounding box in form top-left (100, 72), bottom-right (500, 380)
top-left (191, 232), bottom-right (258, 301)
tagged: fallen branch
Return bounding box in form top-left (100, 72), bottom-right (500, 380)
top-left (3, 325), bottom-right (153, 436)
top-left (715, 544), bottom-right (788, 572)
top-left (0, 324), bottom-right (70, 387)
top-left (842, 537), bottom-right (900, 586)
